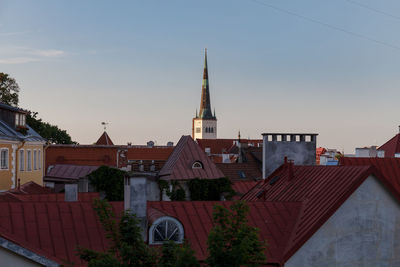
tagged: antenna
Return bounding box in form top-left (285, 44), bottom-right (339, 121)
top-left (101, 122), bottom-right (109, 131)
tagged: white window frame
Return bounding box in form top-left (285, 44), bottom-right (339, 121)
top-left (33, 150), bottom-right (37, 170)
top-left (192, 161), bottom-right (203, 169)
top-left (27, 150), bottom-right (32, 171)
top-left (149, 216), bottom-right (184, 245)
top-left (38, 150), bottom-right (41, 170)
top-left (19, 149), bottom-right (24, 171)
top-left (0, 148), bottom-right (9, 170)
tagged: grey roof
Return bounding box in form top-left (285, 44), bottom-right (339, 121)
top-left (0, 102), bottom-right (28, 113)
top-left (0, 120), bottom-right (46, 142)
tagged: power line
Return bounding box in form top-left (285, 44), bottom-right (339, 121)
top-left (346, 0), bottom-right (400, 21)
top-left (249, 0), bottom-right (400, 51)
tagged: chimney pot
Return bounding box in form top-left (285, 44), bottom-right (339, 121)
top-left (65, 183), bottom-right (78, 202)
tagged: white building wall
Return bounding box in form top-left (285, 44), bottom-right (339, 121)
top-left (193, 119), bottom-right (217, 140)
top-left (285, 175), bottom-right (400, 267)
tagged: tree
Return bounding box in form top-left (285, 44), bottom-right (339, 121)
top-left (88, 166), bottom-right (126, 201)
top-left (0, 72), bottom-right (19, 106)
top-left (206, 201), bottom-right (266, 267)
top-left (158, 241), bottom-right (199, 267)
top-left (78, 199), bottom-right (158, 267)
top-left (26, 111), bottom-right (77, 144)
top-left (78, 199), bottom-right (199, 267)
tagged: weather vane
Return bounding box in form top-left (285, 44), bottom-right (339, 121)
top-left (101, 122), bottom-right (109, 131)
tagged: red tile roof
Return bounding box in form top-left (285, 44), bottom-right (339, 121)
top-left (159, 136), bottom-right (224, 180)
top-left (216, 162), bottom-right (262, 180)
top-left (197, 139), bottom-right (263, 155)
top-left (147, 201), bottom-right (302, 263)
top-left (95, 131), bottom-right (114, 145)
top-left (45, 164), bottom-right (99, 180)
top-left (8, 181), bottom-right (54, 195)
top-left (241, 164), bottom-right (397, 262)
top-left (126, 146), bottom-right (174, 161)
top-left (379, 133), bottom-right (400, 157)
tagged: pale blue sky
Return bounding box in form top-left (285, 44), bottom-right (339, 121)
top-left (1, 0), bottom-right (400, 152)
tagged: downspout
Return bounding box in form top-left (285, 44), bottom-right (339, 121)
top-left (15, 140), bottom-right (25, 189)
top-left (43, 142), bottom-right (50, 186)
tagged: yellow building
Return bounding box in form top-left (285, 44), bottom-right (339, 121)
top-left (0, 103), bottom-right (46, 191)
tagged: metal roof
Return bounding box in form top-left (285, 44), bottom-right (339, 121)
top-left (45, 164), bottom-right (99, 180)
top-left (0, 120), bottom-right (45, 142)
top-left (241, 163), bottom-right (396, 262)
top-left (379, 133), bottom-right (400, 157)
top-left (159, 135), bottom-right (224, 180)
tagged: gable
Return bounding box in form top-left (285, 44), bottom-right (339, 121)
top-left (285, 175), bottom-right (400, 266)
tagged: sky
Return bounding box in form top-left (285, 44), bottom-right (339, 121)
top-left (1, 0), bottom-right (400, 153)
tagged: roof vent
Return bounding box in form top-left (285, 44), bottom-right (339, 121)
top-left (167, 141), bottom-right (174, 147)
top-left (269, 176), bottom-right (280, 185)
top-left (256, 189), bottom-right (265, 199)
top-left (147, 141), bottom-right (155, 148)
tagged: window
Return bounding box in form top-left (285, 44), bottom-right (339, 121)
top-left (33, 150), bottom-right (37, 170)
top-left (15, 114), bottom-right (20, 126)
top-left (38, 150), bottom-right (41, 169)
top-left (15, 113), bottom-right (26, 127)
top-left (19, 150), bottom-right (24, 171)
top-left (27, 150), bottom-right (32, 171)
top-left (196, 127), bottom-right (201, 133)
top-left (149, 217), bottom-right (184, 244)
top-left (1, 149), bottom-right (8, 169)
top-left (192, 161), bottom-right (203, 169)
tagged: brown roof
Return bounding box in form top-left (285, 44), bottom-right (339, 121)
top-left (197, 138), bottom-right (263, 155)
top-left (159, 135), bottom-right (225, 180)
top-left (95, 131), bottom-right (114, 145)
top-left (216, 162), bottom-right (262, 180)
top-left (45, 164), bottom-right (99, 180)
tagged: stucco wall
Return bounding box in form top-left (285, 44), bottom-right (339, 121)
top-left (18, 144), bottom-right (44, 186)
top-left (0, 143), bottom-right (13, 190)
top-left (262, 134), bottom-right (316, 178)
top-left (285, 175), bottom-right (400, 267)
top-left (0, 247), bottom-right (42, 267)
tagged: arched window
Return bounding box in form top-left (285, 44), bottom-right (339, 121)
top-left (192, 161), bottom-right (203, 169)
top-left (149, 217), bottom-right (184, 244)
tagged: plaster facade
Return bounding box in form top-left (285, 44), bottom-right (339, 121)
top-left (192, 118), bottom-right (217, 140)
top-left (286, 175), bottom-right (400, 267)
top-left (262, 133), bottom-right (317, 178)
top-left (0, 142), bottom-right (44, 190)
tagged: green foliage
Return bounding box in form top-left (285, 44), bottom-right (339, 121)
top-left (0, 72), bottom-right (19, 106)
top-left (188, 177), bottom-right (235, 201)
top-left (159, 180), bottom-right (186, 201)
top-left (78, 199), bottom-right (199, 267)
top-left (206, 201), bottom-right (266, 267)
top-left (158, 241), bottom-right (199, 267)
top-left (26, 112), bottom-right (77, 144)
top-left (77, 199), bottom-right (158, 267)
top-left (88, 166), bottom-right (125, 201)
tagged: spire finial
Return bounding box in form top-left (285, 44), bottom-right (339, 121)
top-left (238, 130), bottom-right (241, 141)
top-left (101, 122), bottom-right (109, 131)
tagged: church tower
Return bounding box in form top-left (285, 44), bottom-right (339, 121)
top-left (192, 49), bottom-right (217, 140)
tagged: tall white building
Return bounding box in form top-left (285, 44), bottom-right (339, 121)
top-left (192, 49), bottom-right (217, 140)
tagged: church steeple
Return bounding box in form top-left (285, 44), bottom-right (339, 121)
top-left (199, 49), bottom-right (215, 119)
top-left (192, 49), bottom-right (217, 140)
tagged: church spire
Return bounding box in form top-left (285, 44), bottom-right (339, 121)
top-left (199, 48), bottom-right (214, 119)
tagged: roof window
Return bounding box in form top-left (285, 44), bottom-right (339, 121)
top-left (192, 161), bottom-right (203, 169)
top-left (149, 217), bottom-right (184, 244)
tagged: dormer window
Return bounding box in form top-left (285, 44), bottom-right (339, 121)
top-left (149, 217), bottom-right (184, 244)
top-left (192, 161), bottom-right (203, 169)
top-left (15, 113), bottom-right (26, 127)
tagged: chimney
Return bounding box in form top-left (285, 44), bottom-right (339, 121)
top-left (124, 176), bottom-right (147, 240)
top-left (65, 183), bottom-right (78, 202)
top-left (288, 160), bottom-right (294, 181)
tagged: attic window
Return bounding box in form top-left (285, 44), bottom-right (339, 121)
top-left (149, 217), bottom-right (184, 244)
top-left (192, 161), bottom-right (203, 169)
top-left (15, 113), bottom-right (26, 127)
top-left (238, 171), bottom-right (246, 179)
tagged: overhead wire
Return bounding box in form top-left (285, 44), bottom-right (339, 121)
top-left (345, 0), bottom-right (400, 21)
top-left (249, 0), bottom-right (400, 51)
